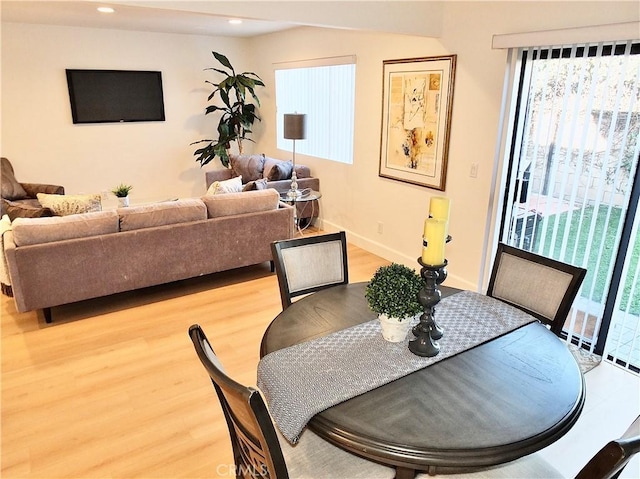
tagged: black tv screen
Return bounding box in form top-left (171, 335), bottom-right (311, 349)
top-left (66, 69), bottom-right (165, 124)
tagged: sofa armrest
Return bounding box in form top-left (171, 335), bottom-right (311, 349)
top-left (205, 169), bottom-right (234, 189)
top-left (21, 183), bottom-right (65, 197)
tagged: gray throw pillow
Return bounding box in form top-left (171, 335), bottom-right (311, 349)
top-left (242, 178), bottom-right (268, 191)
top-left (230, 154), bottom-right (266, 183)
top-left (267, 161), bottom-right (294, 181)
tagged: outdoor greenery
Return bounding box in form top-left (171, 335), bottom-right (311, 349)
top-left (533, 205), bottom-right (639, 315)
top-left (365, 263), bottom-right (425, 319)
top-left (192, 51), bottom-right (264, 168)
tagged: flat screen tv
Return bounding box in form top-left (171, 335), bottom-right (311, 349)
top-left (66, 69), bottom-right (165, 124)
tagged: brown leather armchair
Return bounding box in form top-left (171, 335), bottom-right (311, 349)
top-left (1, 157), bottom-right (65, 219)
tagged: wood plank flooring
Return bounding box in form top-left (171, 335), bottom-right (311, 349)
top-left (1, 234), bottom-right (389, 478)
top-left (2, 233), bottom-right (639, 478)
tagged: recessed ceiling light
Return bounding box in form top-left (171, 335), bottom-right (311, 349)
top-left (97, 7), bottom-right (115, 14)
top-left (228, 19), bottom-right (243, 25)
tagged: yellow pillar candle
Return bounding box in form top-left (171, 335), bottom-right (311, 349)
top-left (429, 197), bottom-right (451, 221)
top-left (422, 218), bottom-right (447, 266)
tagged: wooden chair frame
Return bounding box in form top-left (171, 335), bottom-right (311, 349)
top-left (271, 231), bottom-right (349, 310)
top-left (486, 243), bottom-right (587, 336)
top-left (576, 415), bottom-right (640, 479)
top-left (189, 324), bottom-right (289, 479)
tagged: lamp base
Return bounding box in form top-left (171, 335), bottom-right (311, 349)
top-left (287, 170), bottom-right (301, 199)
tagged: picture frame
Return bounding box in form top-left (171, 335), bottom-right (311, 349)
top-left (379, 55), bottom-right (456, 191)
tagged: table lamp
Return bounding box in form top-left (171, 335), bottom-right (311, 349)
top-left (284, 113), bottom-right (306, 198)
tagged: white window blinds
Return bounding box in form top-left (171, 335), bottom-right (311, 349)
top-left (275, 56), bottom-right (356, 164)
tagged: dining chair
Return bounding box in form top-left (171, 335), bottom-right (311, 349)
top-left (415, 415), bottom-right (640, 478)
top-left (486, 242), bottom-right (587, 336)
top-left (271, 231), bottom-right (349, 310)
top-left (575, 414), bottom-right (640, 479)
top-left (188, 324), bottom-right (395, 479)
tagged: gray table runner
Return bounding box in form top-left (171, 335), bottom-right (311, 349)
top-left (257, 291), bottom-right (536, 444)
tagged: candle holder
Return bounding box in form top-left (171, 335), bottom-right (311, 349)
top-left (409, 259), bottom-right (448, 357)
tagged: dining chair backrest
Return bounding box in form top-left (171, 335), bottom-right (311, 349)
top-left (189, 324), bottom-right (396, 479)
top-left (486, 243), bottom-right (587, 336)
top-left (575, 415), bottom-right (640, 479)
top-left (188, 324), bottom-right (289, 479)
top-left (271, 231), bottom-right (349, 310)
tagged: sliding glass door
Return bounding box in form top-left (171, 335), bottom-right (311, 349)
top-left (499, 41), bottom-right (639, 372)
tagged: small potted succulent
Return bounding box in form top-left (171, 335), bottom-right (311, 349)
top-left (365, 263), bottom-right (425, 342)
top-left (112, 183), bottom-right (133, 207)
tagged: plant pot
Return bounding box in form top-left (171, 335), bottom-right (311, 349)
top-left (117, 196), bottom-right (130, 207)
top-left (378, 314), bottom-right (414, 342)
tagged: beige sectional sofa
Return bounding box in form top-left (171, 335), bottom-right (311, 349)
top-left (4, 189), bottom-right (294, 323)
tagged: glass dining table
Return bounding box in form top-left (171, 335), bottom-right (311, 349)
top-left (259, 282), bottom-right (585, 478)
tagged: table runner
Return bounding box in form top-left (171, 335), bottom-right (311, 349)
top-left (257, 291), bottom-right (537, 444)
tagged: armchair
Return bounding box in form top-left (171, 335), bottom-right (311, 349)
top-left (1, 157), bottom-right (65, 219)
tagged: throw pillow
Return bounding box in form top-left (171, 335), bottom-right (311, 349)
top-left (36, 193), bottom-right (102, 216)
top-left (266, 160), bottom-right (294, 181)
top-left (206, 176), bottom-right (243, 195)
top-left (1, 199), bottom-right (52, 221)
top-left (242, 178), bottom-right (268, 192)
top-left (1, 158), bottom-right (28, 200)
top-left (230, 154), bottom-right (266, 183)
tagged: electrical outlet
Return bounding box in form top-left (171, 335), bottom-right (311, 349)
top-left (377, 222), bottom-right (384, 234)
top-left (470, 163), bottom-right (479, 178)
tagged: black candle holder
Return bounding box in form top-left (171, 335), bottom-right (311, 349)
top-left (408, 258), bottom-right (447, 357)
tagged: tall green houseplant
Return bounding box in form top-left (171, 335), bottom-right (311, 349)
top-left (192, 51), bottom-right (265, 168)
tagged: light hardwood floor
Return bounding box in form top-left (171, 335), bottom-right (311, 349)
top-left (2, 236), bottom-right (639, 478)
top-left (1, 236), bottom-right (390, 478)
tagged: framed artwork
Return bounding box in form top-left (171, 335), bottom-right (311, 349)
top-left (379, 55), bottom-right (456, 191)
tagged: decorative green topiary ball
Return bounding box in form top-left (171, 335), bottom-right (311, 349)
top-left (365, 263), bottom-right (424, 319)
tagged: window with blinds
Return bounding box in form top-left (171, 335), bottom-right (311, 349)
top-left (499, 40), bottom-right (639, 369)
top-left (274, 56), bottom-right (356, 164)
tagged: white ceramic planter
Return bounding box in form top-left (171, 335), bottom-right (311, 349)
top-left (117, 196), bottom-right (130, 207)
top-left (378, 314), bottom-right (413, 342)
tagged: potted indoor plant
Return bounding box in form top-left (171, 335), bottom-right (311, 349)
top-left (112, 183), bottom-right (133, 207)
top-left (365, 263), bottom-right (424, 342)
top-left (192, 51), bottom-right (265, 168)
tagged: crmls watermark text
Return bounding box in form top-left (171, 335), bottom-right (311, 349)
top-left (216, 463), bottom-right (268, 477)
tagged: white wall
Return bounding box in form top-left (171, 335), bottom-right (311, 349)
top-left (1, 23), bottom-right (248, 200)
top-left (2, 2), bottom-right (638, 290)
top-left (248, 1), bottom-right (640, 289)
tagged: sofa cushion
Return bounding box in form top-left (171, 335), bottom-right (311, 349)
top-left (230, 154), bottom-right (266, 183)
top-left (1, 158), bottom-right (28, 200)
top-left (1, 199), bottom-right (52, 221)
top-left (266, 160), bottom-right (294, 181)
top-left (12, 210), bottom-right (119, 246)
top-left (201, 189), bottom-right (280, 218)
top-left (242, 178), bottom-right (268, 192)
top-left (118, 199), bottom-right (207, 232)
top-left (36, 193), bottom-right (102, 216)
top-left (206, 176), bottom-right (243, 195)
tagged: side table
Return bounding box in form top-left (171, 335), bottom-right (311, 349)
top-left (279, 190), bottom-right (321, 232)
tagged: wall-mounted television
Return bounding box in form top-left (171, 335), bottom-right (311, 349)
top-left (66, 69), bottom-right (166, 124)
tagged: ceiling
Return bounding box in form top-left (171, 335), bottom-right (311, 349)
top-left (0, 1), bottom-right (443, 38)
top-left (0, 1), bottom-right (297, 37)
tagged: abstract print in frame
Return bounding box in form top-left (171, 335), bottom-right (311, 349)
top-left (379, 55), bottom-right (456, 191)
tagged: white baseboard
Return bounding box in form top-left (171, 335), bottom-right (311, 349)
top-left (321, 219), bottom-right (476, 291)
